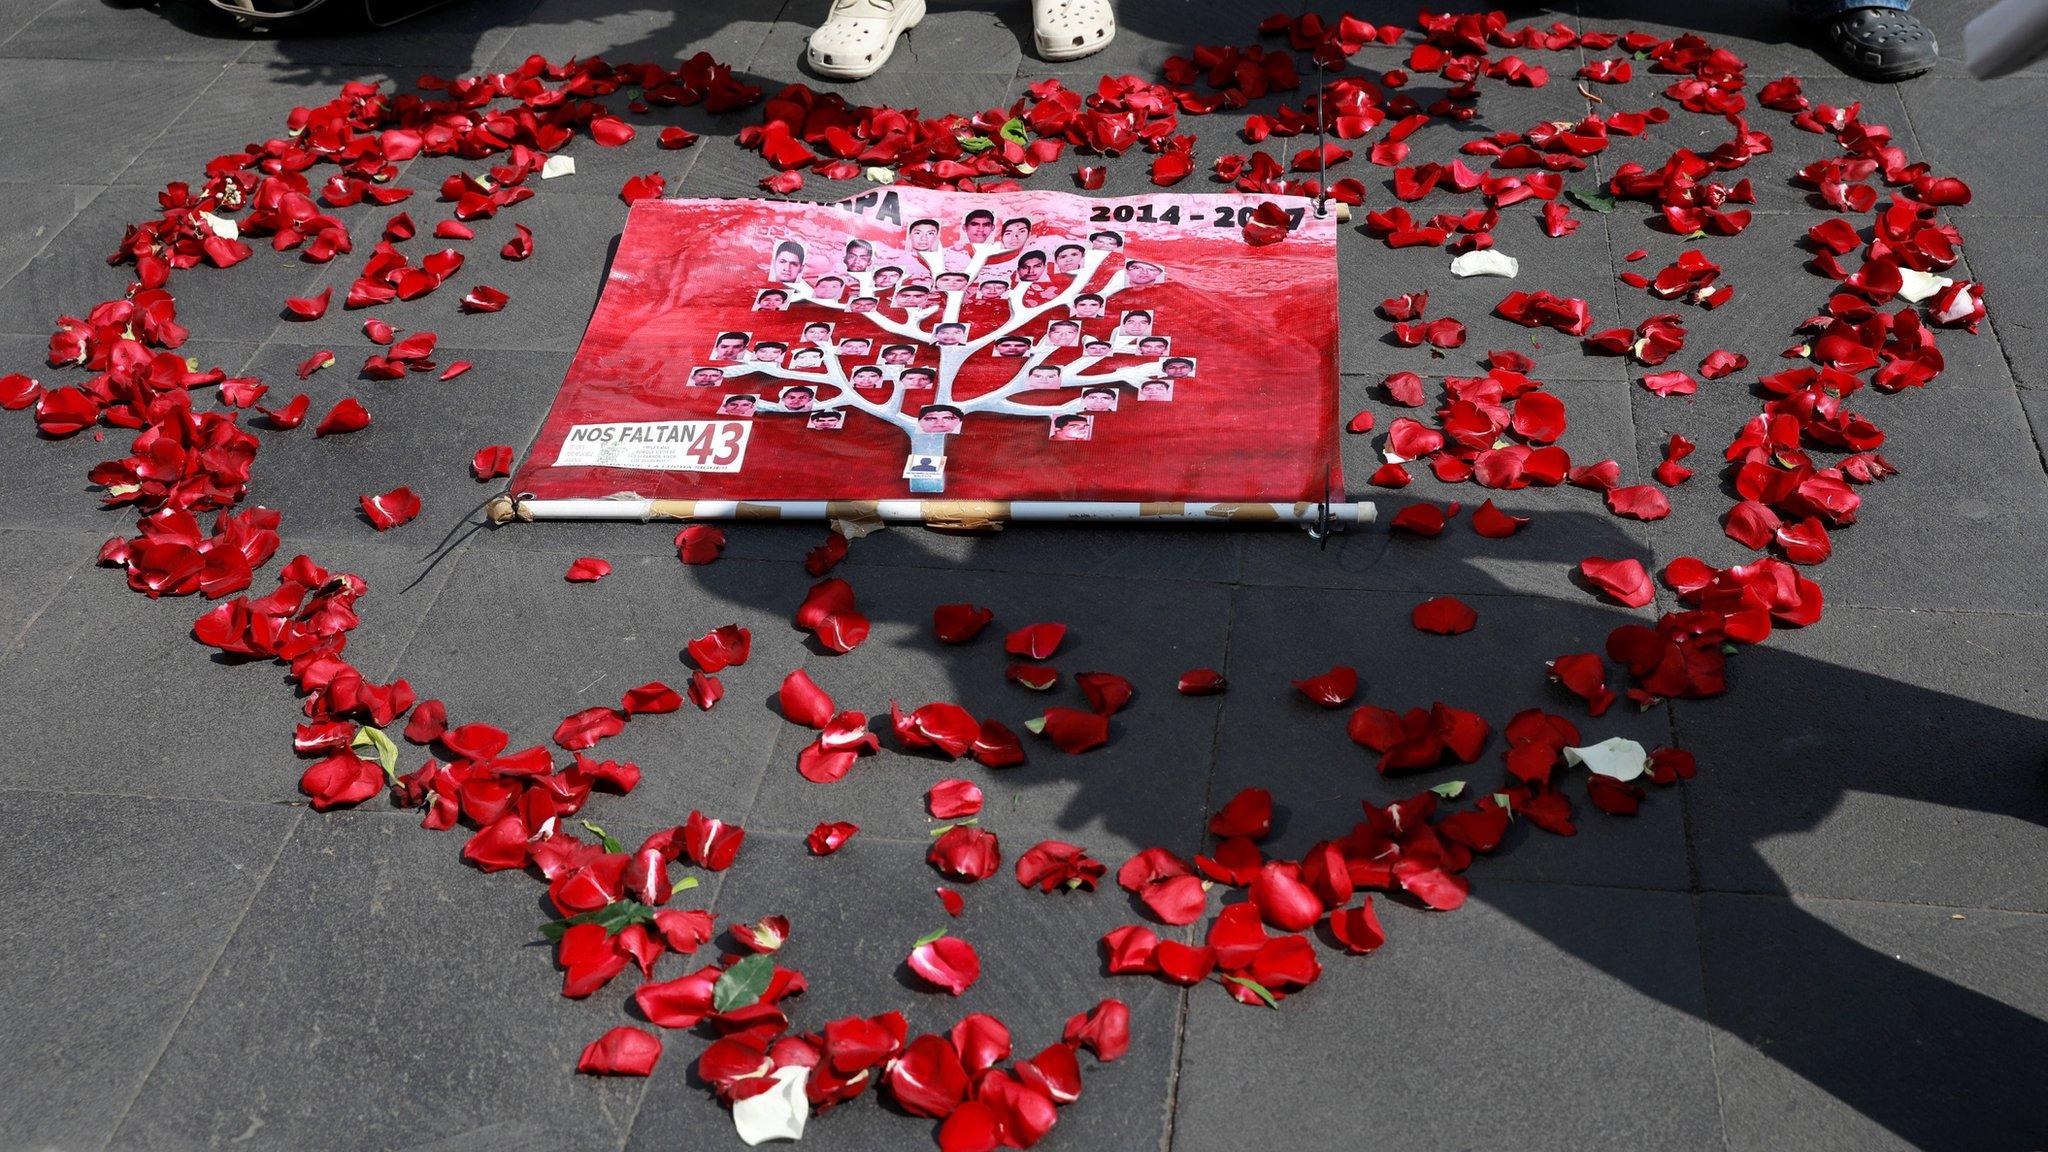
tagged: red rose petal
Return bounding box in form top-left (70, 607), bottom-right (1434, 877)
top-left (1579, 556), bottom-right (1655, 607)
top-left (566, 557), bottom-right (611, 582)
top-left (360, 486), bottom-right (421, 530)
top-left (1291, 666), bottom-right (1358, 707)
top-left (1411, 596), bottom-right (1478, 635)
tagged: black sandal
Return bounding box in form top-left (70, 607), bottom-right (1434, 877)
top-left (1822, 7), bottom-right (1939, 82)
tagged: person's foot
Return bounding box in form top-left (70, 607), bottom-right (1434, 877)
top-left (1032, 0), bottom-right (1115, 63)
top-left (806, 0), bottom-right (925, 80)
top-left (1820, 7), bottom-right (1938, 81)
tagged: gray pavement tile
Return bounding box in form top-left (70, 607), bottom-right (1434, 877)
top-left (1577, 0), bottom-right (1840, 80)
top-left (626, 829), bottom-right (1182, 1152)
top-left (0, 334), bottom-right (259, 537)
top-left (1675, 606), bottom-right (2048, 911)
top-left (232, 0), bottom-right (541, 74)
top-left (1701, 892), bottom-right (2048, 1152)
top-left (1211, 584), bottom-right (1693, 892)
top-left (0, 183), bottom-right (99, 289)
top-left (1240, 377), bottom-right (1655, 597)
top-left (388, 547), bottom-right (801, 825)
top-left (109, 807), bottom-right (646, 1152)
top-left (1901, 76), bottom-right (2048, 218)
top-left (754, 0), bottom-right (1026, 82)
top-left (118, 59), bottom-right (405, 191)
top-left (0, 0), bottom-right (249, 61)
top-left (1915, 0), bottom-right (2048, 79)
top-left (740, 564), bottom-right (1233, 858)
top-left (256, 191), bottom-right (631, 354)
top-left (0, 535), bottom-right (461, 800)
top-left (0, 59), bottom-right (224, 187)
top-left (228, 341), bottom-right (572, 543)
top-left (493, 0), bottom-right (779, 70)
top-left (0, 184), bottom-right (330, 341)
top-left (0, 0), bottom-right (59, 45)
top-left (0, 526), bottom-right (88, 656)
top-left (0, 789), bottom-right (298, 1152)
top-left (2023, 386), bottom-right (2048, 470)
top-left (1174, 881), bottom-right (1722, 1152)
top-left (1959, 228), bottom-right (2048, 389)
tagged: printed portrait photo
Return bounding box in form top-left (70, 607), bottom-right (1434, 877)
top-left (753, 288), bottom-right (789, 311)
top-left (1016, 251), bottom-right (1048, 282)
top-left (769, 240), bottom-right (806, 283)
top-left (1026, 364), bottom-right (1063, 390)
top-left (811, 275), bottom-right (846, 303)
top-left (836, 337), bottom-right (873, 358)
top-left (807, 407), bottom-right (845, 430)
top-left (1136, 335), bottom-right (1171, 357)
top-left (900, 366), bottom-right (938, 390)
top-left (842, 238), bottom-right (873, 272)
top-left (933, 322), bottom-right (970, 346)
top-left (801, 321), bottom-right (834, 345)
top-left (709, 331), bottom-right (750, 361)
top-left (1044, 319), bottom-right (1081, 347)
top-left (718, 394), bottom-right (759, 417)
top-left (687, 366), bottom-right (726, 388)
top-left (963, 208), bottom-right (996, 245)
top-left (894, 284), bottom-right (934, 310)
top-left (778, 385), bottom-right (816, 411)
top-left (849, 295), bottom-right (879, 313)
top-left (750, 340), bottom-right (788, 363)
top-left (1125, 260), bottom-right (1164, 287)
top-left (872, 266), bottom-right (903, 293)
top-left (917, 404), bottom-right (964, 435)
top-left (1072, 293), bottom-right (1105, 318)
top-left (1000, 216), bottom-right (1033, 248)
top-left (906, 217), bottom-right (941, 252)
top-left (1117, 310), bottom-right (1154, 340)
top-left (881, 344), bottom-right (917, 366)
top-left (1053, 243), bottom-right (1086, 274)
top-left (1049, 413), bottom-right (1094, 441)
top-left (1138, 378), bottom-right (1174, 402)
top-left (1079, 385), bottom-right (1119, 413)
top-left (903, 452), bottom-right (946, 480)
top-left (975, 278), bottom-right (1010, 302)
top-left (1089, 229), bottom-right (1124, 250)
top-left (789, 347), bottom-right (826, 370)
top-left (991, 336), bottom-right (1032, 358)
top-left (1081, 338), bottom-right (1115, 359)
top-left (1161, 355), bottom-right (1197, 378)
top-left (936, 271), bottom-right (971, 294)
top-left (849, 365), bottom-right (886, 389)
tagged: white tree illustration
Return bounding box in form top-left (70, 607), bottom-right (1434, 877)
top-left (714, 237), bottom-right (1178, 495)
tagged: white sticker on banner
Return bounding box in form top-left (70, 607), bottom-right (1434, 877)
top-left (554, 421), bottom-right (751, 472)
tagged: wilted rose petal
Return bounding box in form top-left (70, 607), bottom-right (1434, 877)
top-left (577, 1026), bottom-right (662, 1076)
top-left (360, 486), bottom-right (421, 530)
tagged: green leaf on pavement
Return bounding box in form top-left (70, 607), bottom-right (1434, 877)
top-left (1567, 187), bottom-right (1617, 214)
top-left (1221, 975), bottom-right (1279, 1008)
top-left (929, 818), bottom-right (980, 836)
top-left (913, 928), bottom-right (949, 947)
top-left (539, 899), bottom-right (657, 941)
top-left (1023, 716), bottom-right (1047, 734)
top-left (672, 876), bottom-right (700, 895)
top-left (1431, 780), bottom-right (1467, 800)
top-left (351, 725), bottom-right (400, 786)
top-left (579, 820), bottom-right (625, 854)
top-left (713, 953), bottom-right (776, 1012)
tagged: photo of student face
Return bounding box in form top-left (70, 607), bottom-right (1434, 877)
top-left (882, 344), bottom-right (917, 366)
top-left (807, 408), bottom-right (844, 430)
top-left (1079, 385), bottom-right (1118, 412)
top-left (991, 336), bottom-right (1031, 358)
top-left (1137, 335), bottom-right (1170, 357)
top-left (975, 278), bottom-right (1010, 302)
top-left (770, 241), bottom-right (806, 283)
top-left (900, 366), bottom-right (938, 390)
top-left (1125, 260), bottom-right (1163, 287)
top-left (1118, 310), bottom-right (1153, 340)
top-left (894, 284), bottom-right (932, 310)
top-left (843, 239), bottom-right (873, 272)
top-left (1026, 365), bottom-right (1063, 390)
top-left (933, 322), bottom-right (969, 346)
top-left (1050, 413), bottom-right (1093, 441)
top-left (1000, 217), bottom-right (1032, 248)
top-left (811, 276), bottom-right (845, 303)
top-left (1138, 379), bottom-right (1174, 402)
top-left (837, 337), bottom-right (873, 358)
top-left (843, 364), bottom-right (883, 390)
top-left (1072, 294), bottom-right (1105, 318)
top-left (789, 347), bottom-right (826, 370)
top-left (849, 295), bottom-right (879, 313)
top-left (1053, 243), bottom-right (1086, 274)
top-left (687, 366), bottom-right (726, 388)
top-left (917, 404), bottom-right (963, 434)
top-left (935, 272), bottom-right (970, 294)
top-left (1045, 319), bottom-right (1081, 347)
top-left (1082, 339), bottom-right (1114, 358)
top-left (963, 209), bottom-right (996, 245)
top-left (1016, 251), bottom-right (1048, 282)
top-left (1089, 230), bottom-right (1123, 251)
top-left (906, 218), bottom-right (941, 252)
top-left (873, 266), bottom-right (903, 292)
top-left (778, 385), bottom-right (815, 411)
top-left (750, 341), bottom-right (788, 363)
top-left (1162, 356), bottom-right (1196, 378)
top-left (801, 321), bottom-right (834, 345)
top-left (710, 332), bottom-right (750, 360)
top-left (753, 288), bottom-right (789, 311)
top-left (718, 394), bottom-right (758, 417)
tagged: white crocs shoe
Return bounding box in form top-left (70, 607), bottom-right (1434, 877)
top-left (806, 0), bottom-right (925, 80)
top-left (1032, 0), bottom-right (1115, 62)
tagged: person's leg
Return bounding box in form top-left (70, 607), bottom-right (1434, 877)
top-left (1794, 0), bottom-right (1938, 82)
top-left (1032, 0), bottom-right (1115, 63)
top-left (806, 0), bottom-right (925, 81)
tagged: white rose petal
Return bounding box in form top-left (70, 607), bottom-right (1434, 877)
top-left (199, 211), bottom-right (239, 240)
top-left (540, 154), bottom-right (577, 179)
top-left (1563, 736), bottom-right (1649, 782)
top-left (864, 166), bottom-right (898, 184)
top-left (1450, 249), bottom-right (1519, 278)
top-left (733, 1065), bottom-right (811, 1146)
top-left (1896, 267), bottom-right (1952, 304)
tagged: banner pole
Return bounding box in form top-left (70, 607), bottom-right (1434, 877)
top-left (487, 495), bottom-right (1374, 529)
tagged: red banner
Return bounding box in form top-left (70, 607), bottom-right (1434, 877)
top-left (511, 188), bottom-right (1340, 508)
